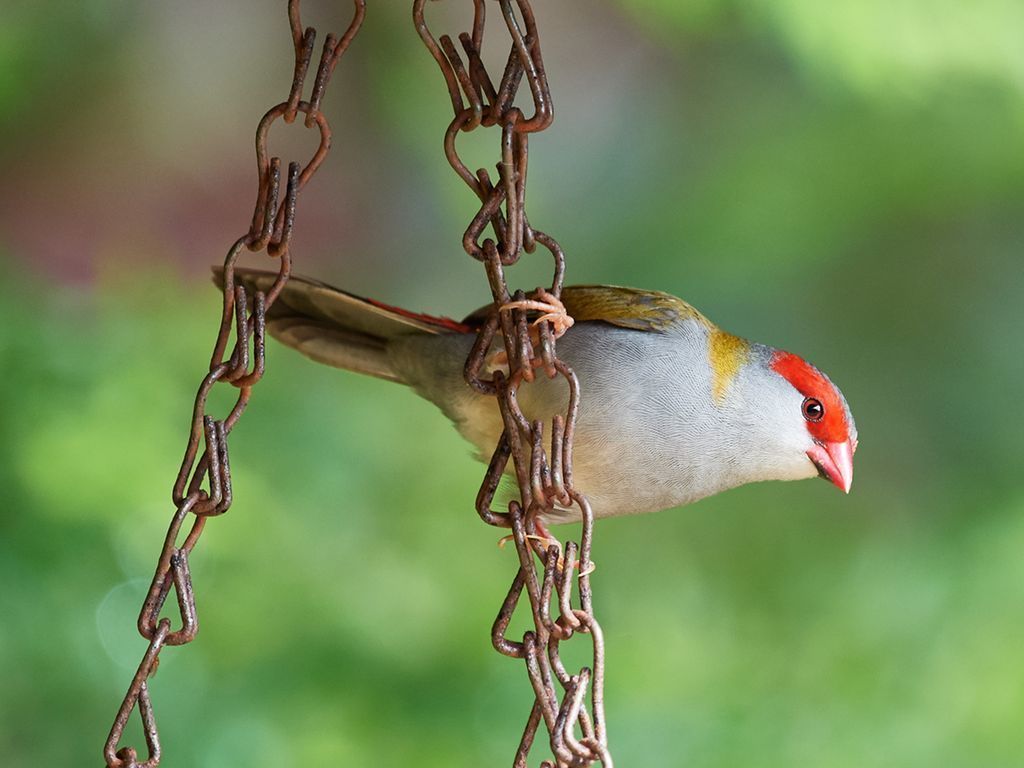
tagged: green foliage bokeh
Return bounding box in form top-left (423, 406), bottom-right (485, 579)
top-left (1, 1), bottom-right (1022, 765)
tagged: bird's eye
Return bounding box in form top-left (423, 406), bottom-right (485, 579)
top-left (802, 397), bottom-right (824, 422)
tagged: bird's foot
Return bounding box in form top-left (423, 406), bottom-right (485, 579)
top-left (484, 290), bottom-right (574, 375)
top-left (497, 532), bottom-right (561, 553)
top-left (534, 517), bottom-right (597, 575)
top-left (499, 289), bottom-right (575, 340)
top-left (497, 518), bottom-right (595, 577)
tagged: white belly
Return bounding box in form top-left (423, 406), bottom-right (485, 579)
top-left (391, 321), bottom-right (758, 523)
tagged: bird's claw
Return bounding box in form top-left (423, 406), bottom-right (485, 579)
top-left (496, 531), bottom-right (596, 576)
top-left (499, 289), bottom-right (575, 340)
top-left (498, 532), bottom-right (561, 552)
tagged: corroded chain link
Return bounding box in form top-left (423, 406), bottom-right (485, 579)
top-left (414, 2), bottom-right (612, 765)
top-left (102, 3), bottom-right (365, 765)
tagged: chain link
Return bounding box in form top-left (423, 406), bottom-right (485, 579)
top-left (414, 2), bottom-right (612, 765)
top-left (104, 3), bottom-right (608, 765)
top-left (102, 3), bottom-right (365, 765)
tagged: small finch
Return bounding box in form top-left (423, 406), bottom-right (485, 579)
top-left (216, 269), bottom-right (857, 523)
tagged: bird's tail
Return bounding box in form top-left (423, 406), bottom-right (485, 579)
top-left (211, 267), bottom-right (472, 384)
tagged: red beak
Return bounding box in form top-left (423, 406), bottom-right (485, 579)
top-left (806, 439), bottom-right (855, 494)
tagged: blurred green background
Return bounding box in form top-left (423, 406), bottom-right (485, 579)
top-left (2, 1), bottom-right (1023, 766)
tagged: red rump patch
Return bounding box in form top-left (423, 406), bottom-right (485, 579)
top-left (771, 351), bottom-right (850, 444)
top-left (365, 298), bottom-right (472, 334)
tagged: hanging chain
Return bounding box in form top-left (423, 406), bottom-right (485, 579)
top-left (415, 2), bottom-right (611, 766)
top-left (101, 3), bottom-right (365, 766)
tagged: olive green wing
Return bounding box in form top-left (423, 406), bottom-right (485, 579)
top-left (462, 284), bottom-right (713, 333)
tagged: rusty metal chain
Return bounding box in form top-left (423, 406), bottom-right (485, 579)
top-left (101, 3), bottom-right (365, 765)
top-left (414, 2), bottom-right (612, 765)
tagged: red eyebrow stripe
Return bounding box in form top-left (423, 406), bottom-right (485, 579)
top-left (771, 351), bottom-right (849, 443)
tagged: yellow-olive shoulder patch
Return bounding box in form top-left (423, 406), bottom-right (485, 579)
top-left (708, 329), bottom-right (750, 403)
top-left (559, 285), bottom-right (713, 333)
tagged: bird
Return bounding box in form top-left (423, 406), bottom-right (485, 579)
top-left (214, 268), bottom-right (857, 525)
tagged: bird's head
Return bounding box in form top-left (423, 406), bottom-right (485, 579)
top-left (713, 338), bottom-right (857, 494)
top-left (762, 350), bottom-right (857, 493)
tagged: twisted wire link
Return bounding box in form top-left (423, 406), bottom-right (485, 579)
top-left (102, 3), bottom-right (366, 765)
top-left (415, 2), bottom-right (612, 765)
